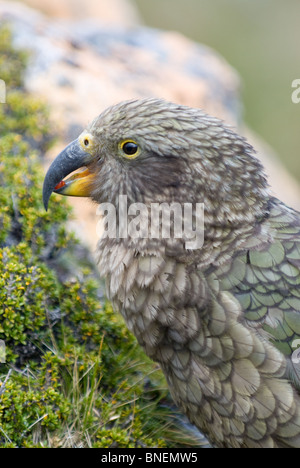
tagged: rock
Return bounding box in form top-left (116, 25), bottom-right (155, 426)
top-left (0, 0), bottom-right (299, 249)
top-left (20, 0), bottom-right (141, 26)
top-left (0, 3), bottom-right (240, 126)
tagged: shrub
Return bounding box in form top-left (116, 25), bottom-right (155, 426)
top-left (0, 25), bottom-right (202, 448)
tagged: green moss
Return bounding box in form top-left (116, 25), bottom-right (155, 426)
top-left (0, 25), bottom-right (202, 448)
top-left (0, 92), bottom-right (54, 150)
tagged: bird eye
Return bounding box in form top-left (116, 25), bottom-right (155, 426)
top-left (120, 140), bottom-right (139, 158)
top-left (84, 138), bottom-right (89, 147)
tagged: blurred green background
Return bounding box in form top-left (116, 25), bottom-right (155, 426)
top-left (134, 0), bottom-right (300, 183)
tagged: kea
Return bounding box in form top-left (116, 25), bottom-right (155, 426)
top-left (43, 98), bottom-right (300, 448)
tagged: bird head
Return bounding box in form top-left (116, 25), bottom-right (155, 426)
top-left (43, 98), bottom-right (269, 229)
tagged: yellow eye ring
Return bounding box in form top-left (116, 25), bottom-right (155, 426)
top-left (119, 139), bottom-right (140, 158)
top-left (79, 132), bottom-right (94, 151)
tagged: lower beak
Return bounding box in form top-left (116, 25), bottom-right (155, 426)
top-left (54, 168), bottom-right (96, 197)
top-left (43, 139), bottom-right (96, 210)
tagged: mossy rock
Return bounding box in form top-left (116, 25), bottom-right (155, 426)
top-left (0, 25), bottom-right (203, 448)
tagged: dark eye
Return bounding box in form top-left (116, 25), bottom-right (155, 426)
top-left (121, 141), bottom-right (139, 157)
top-left (84, 138), bottom-right (89, 146)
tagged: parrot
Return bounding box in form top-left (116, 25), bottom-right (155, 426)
top-left (43, 98), bottom-right (300, 448)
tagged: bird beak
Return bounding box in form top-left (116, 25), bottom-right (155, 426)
top-left (43, 139), bottom-right (96, 210)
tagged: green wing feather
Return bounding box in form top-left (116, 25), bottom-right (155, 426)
top-left (217, 198), bottom-right (300, 388)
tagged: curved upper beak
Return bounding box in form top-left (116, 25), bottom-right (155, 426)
top-left (43, 139), bottom-right (95, 210)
